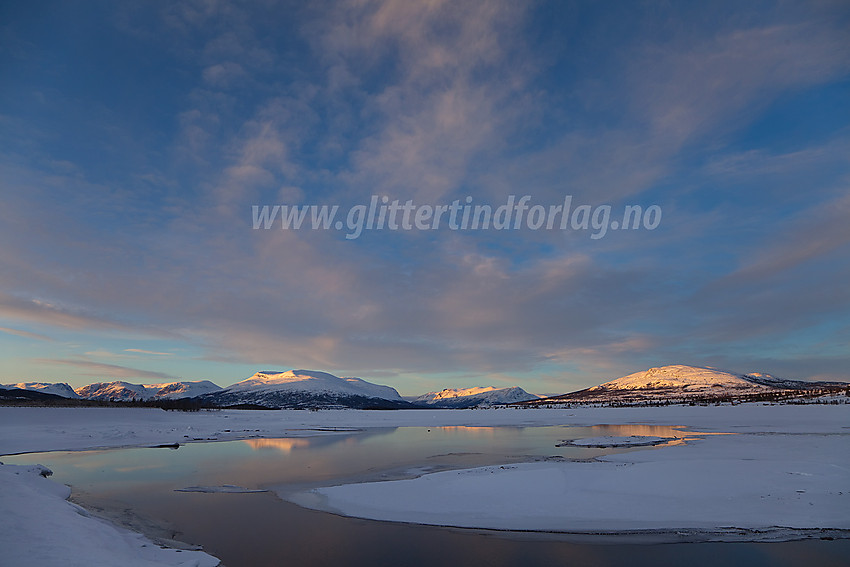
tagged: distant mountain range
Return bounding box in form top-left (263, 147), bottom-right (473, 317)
top-left (2, 371), bottom-right (533, 409)
top-left (75, 380), bottom-right (222, 401)
top-left (517, 365), bottom-right (848, 406)
top-left (2, 382), bottom-right (81, 399)
top-left (3, 365), bottom-right (846, 409)
top-left (1, 380), bottom-right (222, 402)
top-left (409, 386), bottom-right (540, 408)
top-left (195, 370), bottom-right (413, 409)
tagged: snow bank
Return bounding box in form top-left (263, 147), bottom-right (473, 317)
top-left (0, 462), bottom-right (219, 567)
top-left (2, 404), bottom-right (847, 456)
top-left (293, 425), bottom-right (850, 538)
top-left (1, 403), bottom-right (848, 557)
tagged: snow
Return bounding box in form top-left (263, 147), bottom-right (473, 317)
top-left (1, 403), bottom-right (848, 566)
top-left (0, 404), bottom-right (846, 455)
top-left (223, 369), bottom-right (403, 401)
top-left (1, 382), bottom-right (80, 398)
top-left (74, 381), bottom-right (222, 401)
top-left (0, 462), bottom-right (219, 567)
top-left (295, 423), bottom-right (849, 537)
top-left (285, 406), bottom-right (850, 538)
top-left (743, 372), bottom-right (780, 381)
top-left (422, 386), bottom-right (504, 400)
top-left (595, 364), bottom-right (773, 392)
top-left (411, 386), bottom-right (540, 406)
top-left (75, 381), bottom-right (152, 400)
top-left (147, 381), bottom-right (222, 400)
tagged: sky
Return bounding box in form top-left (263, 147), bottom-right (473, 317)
top-left (1, 1), bottom-right (849, 396)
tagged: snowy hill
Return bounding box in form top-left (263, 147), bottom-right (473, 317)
top-left (198, 370), bottom-right (412, 409)
top-left (74, 380), bottom-right (221, 401)
top-left (148, 381), bottom-right (222, 400)
top-left (593, 365), bottom-right (774, 394)
top-left (521, 365), bottom-right (848, 406)
top-left (411, 386), bottom-right (540, 408)
top-left (1, 382), bottom-right (80, 399)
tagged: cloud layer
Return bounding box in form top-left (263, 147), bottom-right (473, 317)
top-left (1, 1), bottom-right (848, 391)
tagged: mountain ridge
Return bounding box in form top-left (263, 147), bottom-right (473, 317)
top-left (74, 380), bottom-right (222, 401)
top-left (410, 386), bottom-right (540, 408)
top-left (196, 370), bottom-right (413, 409)
top-left (520, 364), bottom-right (848, 406)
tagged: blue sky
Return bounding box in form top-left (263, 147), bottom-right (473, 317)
top-left (1, 1), bottom-right (848, 395)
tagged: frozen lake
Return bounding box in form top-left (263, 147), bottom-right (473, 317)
top-left (4, 423), bottom-right (848, 567)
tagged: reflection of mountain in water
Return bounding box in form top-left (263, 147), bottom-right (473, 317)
top-left (242, 428), bottom-right (399, 453)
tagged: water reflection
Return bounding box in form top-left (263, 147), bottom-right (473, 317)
top-left (243, 438), bottom-right (312, 452)
top-left (587, 424), bottom-right (689, 437)
top-left (433, 426), bottom-right (497, 434)
top-left (3, 425), bottom-right (846, 567)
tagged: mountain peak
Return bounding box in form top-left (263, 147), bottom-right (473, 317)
top-left (594, 365), bottom-right (761, 391)
top-left (520, 364), bottom-right (848, 407)
top-left (73, 380), bottom-right (221, 401)
top-left (412, 386), bottom-right (539, 408)
top-left (220, 369), bottom-right (404, 405)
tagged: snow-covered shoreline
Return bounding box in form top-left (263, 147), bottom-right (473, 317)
top-left (1, 404), bottom-right (848, 565)
top-left (2, 404), bottom-right (845, 455)
top-left (291, 429), bottom-right (849, 541)
top-left (0, 462), bottom-right (220, 567)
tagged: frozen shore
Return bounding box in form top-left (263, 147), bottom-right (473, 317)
top-left (2, 404), bottom-right (846, 455)
top-left (1, 404), bottom-right (848, 565)
top-left (0, 462), bottom-right (219, 567)
top-left (291, 428), bottom-right (850, 540)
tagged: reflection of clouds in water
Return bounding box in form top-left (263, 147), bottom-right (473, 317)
top-left (243, 429), bottom-right (399, 454)
top-left (591, 424), bottom-right (687, 438)
top-left (432, 427), bottom-right (496, 437)
top-left (586, 424), bottom-right (733, 447)
top-left (113, 463), bottom-right (166, 473)
top-left (243, 438), bottom-right (312, 453)
top-left (70, 460), bottom-right (112, 471)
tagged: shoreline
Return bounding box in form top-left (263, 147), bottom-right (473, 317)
top-left (285, 426), bottom-right (849, 542)
top-left (1, 404), bottom-right (848, 565)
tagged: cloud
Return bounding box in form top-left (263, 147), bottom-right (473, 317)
top-left (629, 22), bottom-right (850, 147)
top-left (2, 2), bottom-right (848, 391)
top-left (731, 190), bottom-right (850, 280)
top-left (304, 0), bottom-right (533, 202)
top-left (202, 61), bottom-right (246, 87)
top-left (125, 349), bottom-right (175, 356)
top-left (34, 358), bottom-right (178, 381)
top-left (0, 326), bottom-right (55, 342)
top-left (0, 292), bottom-right (122, 331)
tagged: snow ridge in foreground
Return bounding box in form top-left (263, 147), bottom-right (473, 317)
top-left (292, 428), bottom-right (850, 538)
top-left (0, 463), bottom-right (219, 567)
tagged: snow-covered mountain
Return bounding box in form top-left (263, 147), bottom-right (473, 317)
top-left (411, 386), bottom-right (540, 408)
top-left (148, 381), bottom-right (222, 400)
top-left (198, 370), bottom-right (411, 409)
top-left (593, 365), bottom-right (775, 395)
top-left (74, 380), bottom-right (222, 401)
top-left (521, 365), bottom-right (848, 406)
top-left (1, 382), bottom-right (80, 399)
